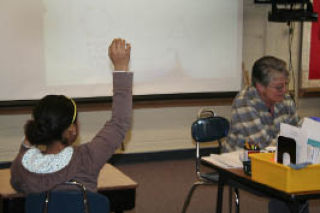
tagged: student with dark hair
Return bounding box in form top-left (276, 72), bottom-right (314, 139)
top-left (24, 95), bottom-right (79, 147)
top-left (10, 38), bottom-right (132, 193)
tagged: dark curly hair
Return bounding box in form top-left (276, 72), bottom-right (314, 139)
top-left (24, 95), bottom-right (77, 146)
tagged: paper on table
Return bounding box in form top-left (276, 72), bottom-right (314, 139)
top-left (302, 118), bottom-right (320, 164)
top-left (302, 118), bottom-right (320, 142)
top-left (280, 123), bottom-right (300, 139)
top-left (202, 150), bottom-right (243, 168)
top-left (280, 123), bottom-right (307, 164)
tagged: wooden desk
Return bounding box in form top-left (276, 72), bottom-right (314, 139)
top-left (202, 158), bottom-right (320, 213)
top-left (0, 164), bottom-right (138, 213)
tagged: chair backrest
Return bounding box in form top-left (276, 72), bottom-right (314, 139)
top-left (25, 181), bottom-right (110, 213)
top-left (191, 110), bottom-right (230, 178)
top-left (191, 116), bottom-right (229, 143)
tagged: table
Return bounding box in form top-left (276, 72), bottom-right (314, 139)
top-left (0, 164), bottom-right (138, 213)
top-left (202, 157), bottom-right (320, 213)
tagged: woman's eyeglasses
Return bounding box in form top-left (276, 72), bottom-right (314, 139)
top-left (268, 82), bottom-right (289, 92)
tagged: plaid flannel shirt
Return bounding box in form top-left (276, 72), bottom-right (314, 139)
top-left (225, 86), bottom-right (300, 151)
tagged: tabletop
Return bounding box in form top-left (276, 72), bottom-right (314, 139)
top-left (0, 164), bottom-right (138, 198)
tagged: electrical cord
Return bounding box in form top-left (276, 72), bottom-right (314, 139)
top-left (287, 21), bottom-right (296, 98)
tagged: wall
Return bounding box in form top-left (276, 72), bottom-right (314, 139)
top-left (1, 0), bottom-right (320, 161)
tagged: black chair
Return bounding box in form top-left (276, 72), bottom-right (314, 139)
top-left (181, 108), bottom-right (239, 213)
top-left (25, 180), bottom-right (110, 213)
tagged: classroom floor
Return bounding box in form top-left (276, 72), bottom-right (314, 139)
top-left (115, 158), bottom-right (320, 213)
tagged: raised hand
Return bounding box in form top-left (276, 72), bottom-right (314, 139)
top-left (108, 38), bottom-right (131, 71)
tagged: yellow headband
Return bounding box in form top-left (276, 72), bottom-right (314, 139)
top-left (69, 98), bottom-right (77, 124)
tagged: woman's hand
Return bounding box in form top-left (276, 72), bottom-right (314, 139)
top-left (108, 38), bottom-right (131, 71)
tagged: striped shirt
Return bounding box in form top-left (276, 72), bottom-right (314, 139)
top-left (225, 86), bottom-right (300, 151)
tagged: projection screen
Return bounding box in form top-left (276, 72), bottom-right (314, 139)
top-left (0, 0), bottom-right (243, 102)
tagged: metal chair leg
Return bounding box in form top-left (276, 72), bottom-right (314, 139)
top-left (229, 186), bottom-right (233, 213)
top-left (228, 187), bottom-right (240, 213)
top-left (181, 181), bottom-right (213, 213)
top-left (235, 188), bottom-right (240, 213)
top-left (181, 182), bottom-right (202, 213)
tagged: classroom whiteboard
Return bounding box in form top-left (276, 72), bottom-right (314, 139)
top-left (0, 0), bottom-right (243, 101)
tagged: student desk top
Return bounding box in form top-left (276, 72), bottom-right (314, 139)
top-left (201, 157), bottom-right (320, 213)
top-left (0, 164), bottom-right (138, 213)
